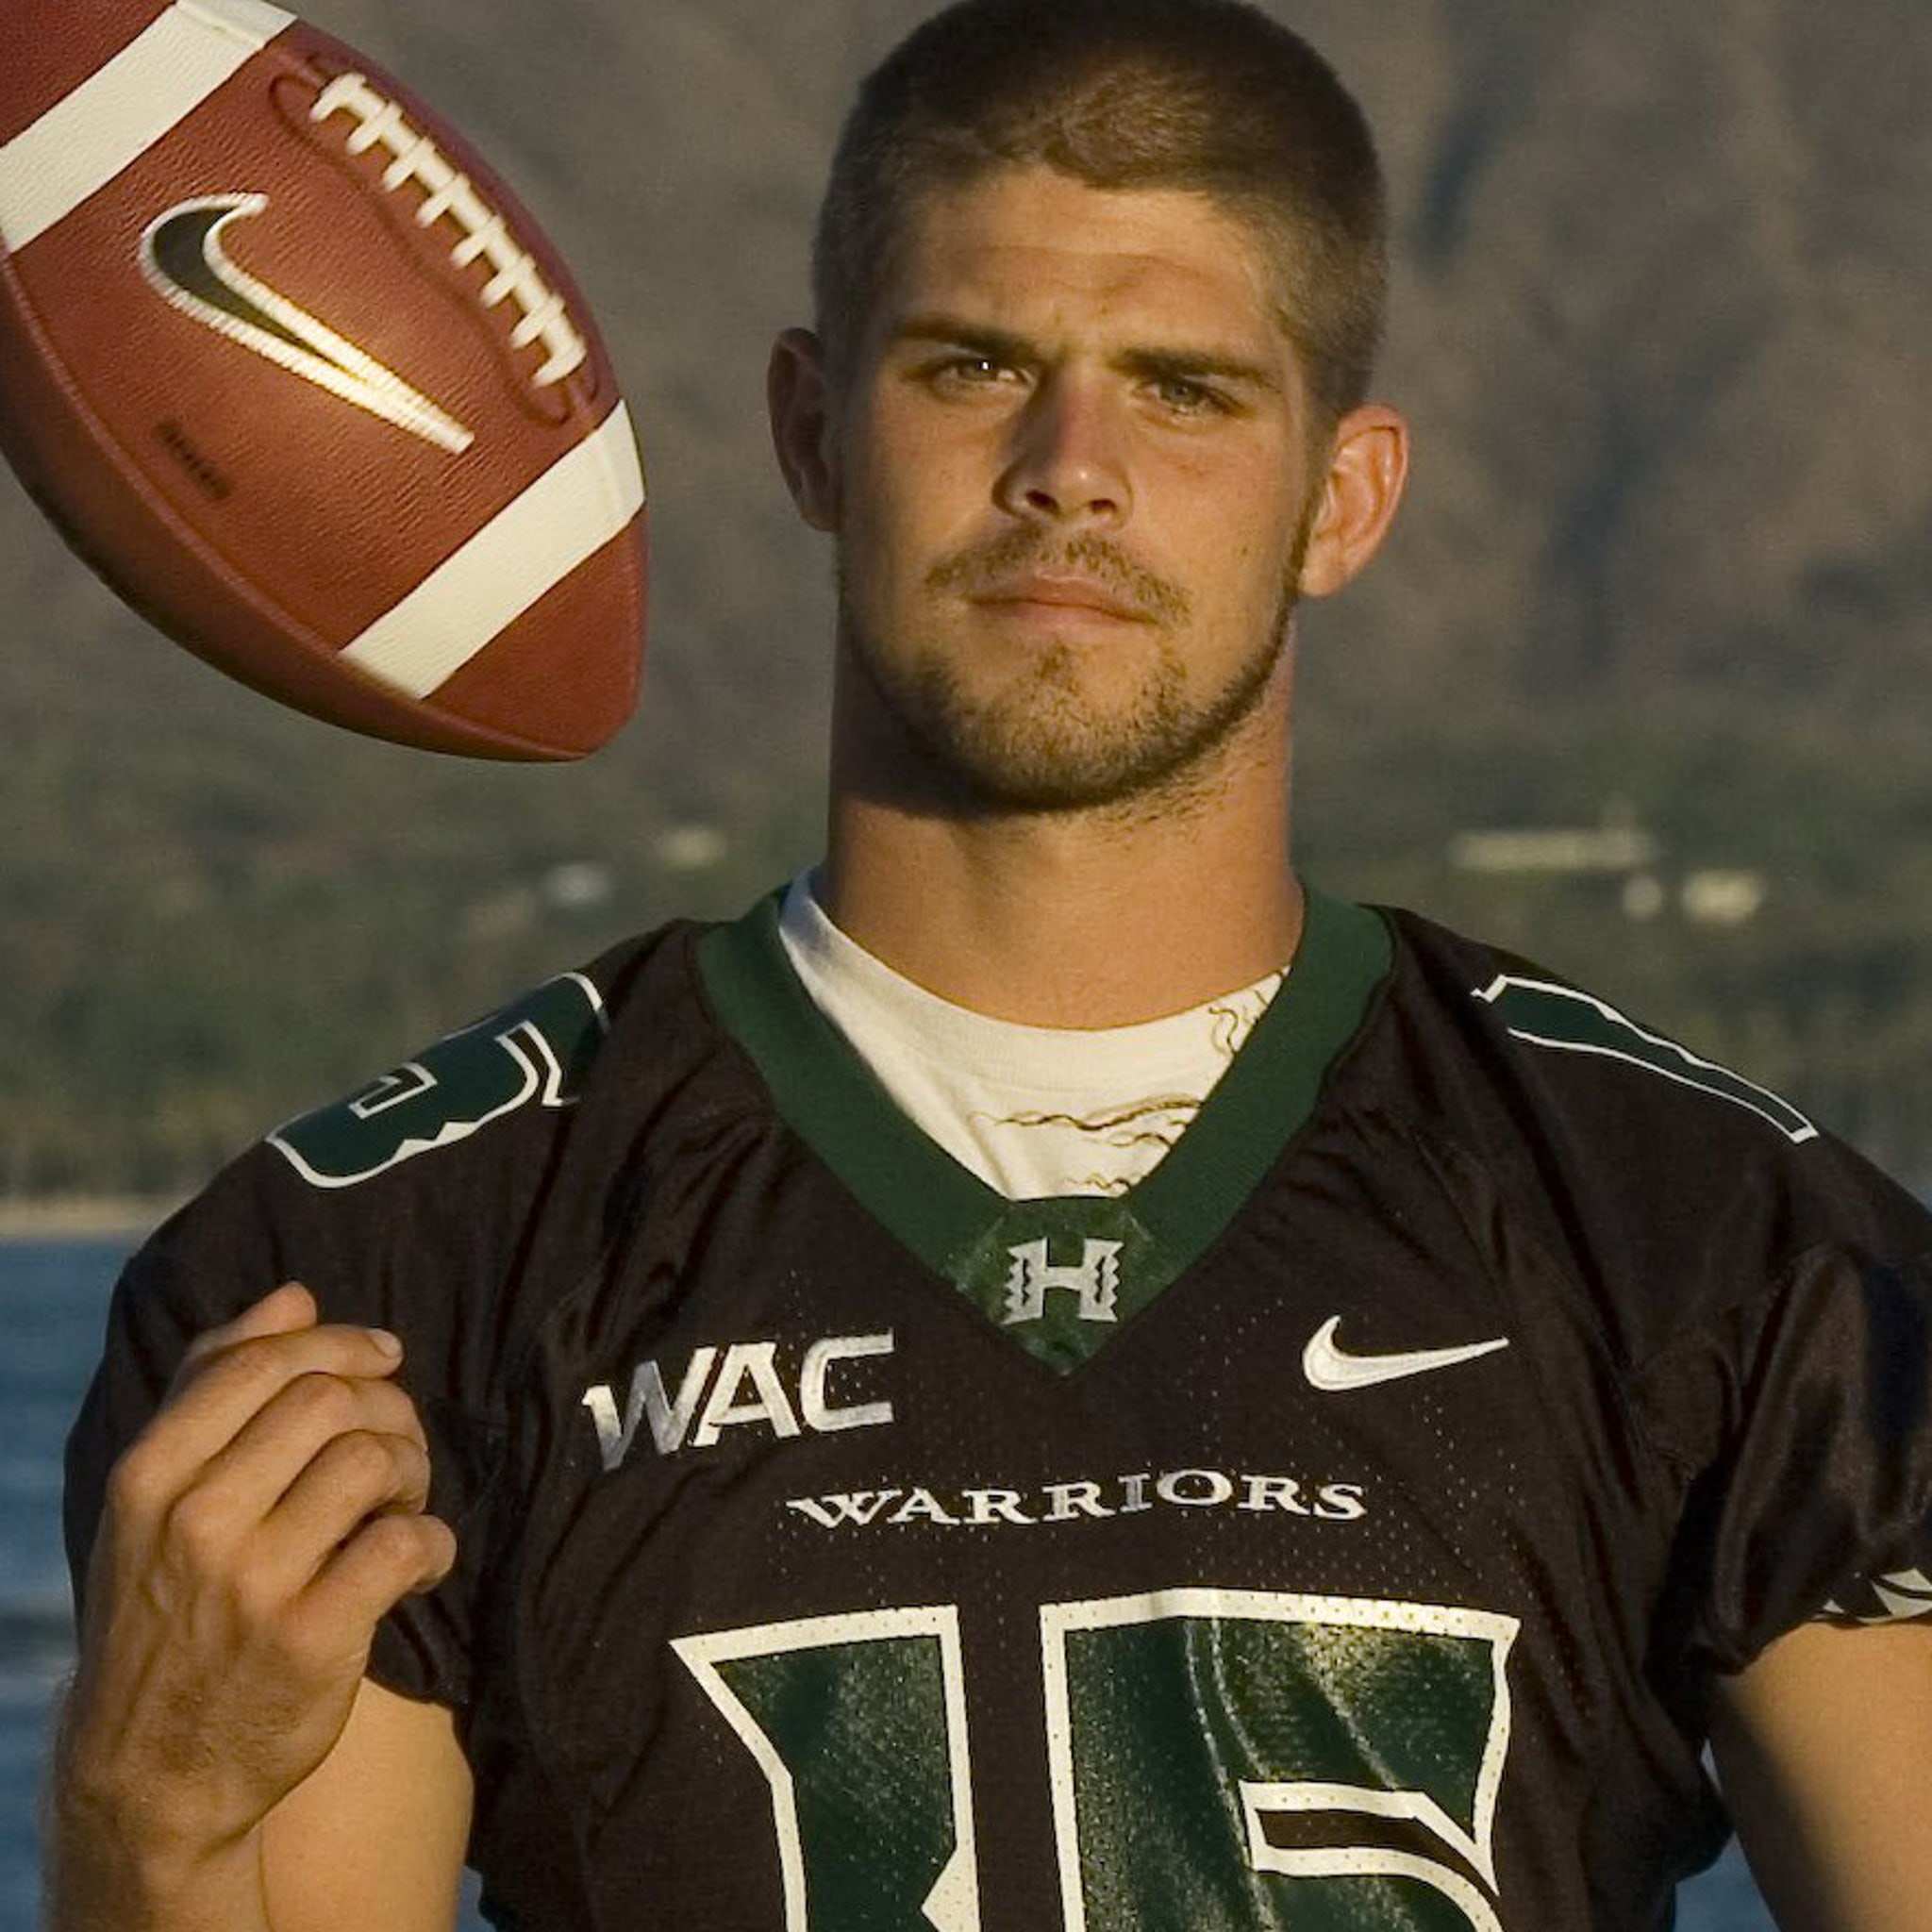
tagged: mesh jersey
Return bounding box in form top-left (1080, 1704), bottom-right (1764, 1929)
top-left (65, 890), bottom-right (1932, 1932)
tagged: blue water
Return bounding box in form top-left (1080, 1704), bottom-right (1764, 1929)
top-left (0, 1237), bottom-right (1772, 1929)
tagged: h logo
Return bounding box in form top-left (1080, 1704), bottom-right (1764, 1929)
top-left (1003, 1239), bottom-right (1123, 1325)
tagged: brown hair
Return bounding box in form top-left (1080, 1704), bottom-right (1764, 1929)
top-left (813, 0), bottom-right (1389, 430)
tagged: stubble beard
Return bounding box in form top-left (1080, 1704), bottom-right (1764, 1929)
top-left (838, 526), bottom-right (1307, 819)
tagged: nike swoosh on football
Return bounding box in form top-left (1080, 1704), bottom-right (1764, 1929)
top-left (139, 192), bottom-right (474, 453)
top-left (1302, 1316), bottom-right (1510, 1391)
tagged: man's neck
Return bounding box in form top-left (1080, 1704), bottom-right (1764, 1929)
top-left (820, 778), bottom-right (1302, 1030)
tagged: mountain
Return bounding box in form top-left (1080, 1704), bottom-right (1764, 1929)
top-left (2, 0), bottom-right (1928, 1197)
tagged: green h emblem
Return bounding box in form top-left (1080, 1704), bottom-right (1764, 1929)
top-left (1003, 1238), bottom-right (1124, 1325)
top-left (953, 1201), bottom-right (1161, 1371)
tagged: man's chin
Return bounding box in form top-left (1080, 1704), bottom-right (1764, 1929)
top-left (904, 702), bottom-right (1225, 818)
top-left (837, 597), bottom-right (1292, 819)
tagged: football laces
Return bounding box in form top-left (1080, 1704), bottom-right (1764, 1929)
top-left (308, 71), bottom-right (588, 388)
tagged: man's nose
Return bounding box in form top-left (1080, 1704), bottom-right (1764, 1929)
top-left (994, 375), bottom-right (1132, 526)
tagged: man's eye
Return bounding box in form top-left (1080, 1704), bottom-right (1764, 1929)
top-left (927, 355), bottom-right (1018, 391)
top-left (1150, 377), bottom-right (1227, 416)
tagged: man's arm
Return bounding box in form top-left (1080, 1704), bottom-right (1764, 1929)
top-left (261, 1680), bottom-right (473, 1932)
top-left (1711, 1618), bottom-right (1932, 1932)
top-left (45, 1285), bottom-right (468, 1931)
top-left (48, 1675), bottom-right (472, 1932)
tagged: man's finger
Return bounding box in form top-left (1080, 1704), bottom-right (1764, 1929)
top-left (256, 1428), bottom-right (438, 1592)
top-left (179, 1373), bottom-right (432, 1538)
top-left (178, 1282), bottom-right (319, 1375)
top-left (299, 1510), bottom-right (458, 1645)
top-left (134, 1326), bottom-right (409, 1499)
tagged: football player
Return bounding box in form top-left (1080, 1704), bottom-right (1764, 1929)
top-left (49, 2), bottom-right (1932, 1928)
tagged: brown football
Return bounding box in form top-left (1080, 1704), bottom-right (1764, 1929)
top-left (0, 0), bottom-right (647, 759)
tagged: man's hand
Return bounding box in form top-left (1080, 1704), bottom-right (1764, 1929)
top-left (49, 1283), bottom-right (456, 1924)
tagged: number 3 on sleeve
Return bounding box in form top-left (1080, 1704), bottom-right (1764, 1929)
top-left (271, 974), bottom-right (608, 1189)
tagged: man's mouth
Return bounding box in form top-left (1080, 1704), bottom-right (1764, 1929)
top-left (971, 574), bottom-right (1150, 623)
top-left (928, 532), bottom-right (1191, 627)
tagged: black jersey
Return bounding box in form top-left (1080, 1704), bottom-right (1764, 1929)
top-left (66, 890), bottom-right (1932, 1932)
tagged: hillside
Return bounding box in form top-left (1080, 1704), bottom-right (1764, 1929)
top-left (2, 0), bottom-right (1929, 1198)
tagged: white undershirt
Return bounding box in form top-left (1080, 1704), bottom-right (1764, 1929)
top-left (776, 874), bottom-right (1286, 1200)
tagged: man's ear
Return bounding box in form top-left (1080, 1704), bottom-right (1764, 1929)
top-left (1296, 403), bottom-right (1410, 599)
top-left (769, 327), bottom-right (841, 532)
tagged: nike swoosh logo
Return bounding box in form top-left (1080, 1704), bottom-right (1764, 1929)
top-left (1302, 1316), bottom-right (1510, 1391)
top-left (138, 193), bottom-right (474, 453)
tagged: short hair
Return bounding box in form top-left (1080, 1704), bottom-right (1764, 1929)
top-left (813, 0), bottom-right (1389, 431)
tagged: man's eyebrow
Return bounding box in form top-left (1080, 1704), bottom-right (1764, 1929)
top-left (887, 315), bottom-right (1036, 364)
top-left (887, 313), bottom-right (1283, 393)
top-left (1116, 345), bottom-right (1283, 394)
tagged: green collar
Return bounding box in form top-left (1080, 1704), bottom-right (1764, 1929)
top-left (698, 887), bottom-right (1391, 1374)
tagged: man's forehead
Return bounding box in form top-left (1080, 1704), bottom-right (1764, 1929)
top-left (877, 167), bottom-right (1294, 352)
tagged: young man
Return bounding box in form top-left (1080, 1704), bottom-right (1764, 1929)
top-left (50, 2), bottom-right (1932, 1927)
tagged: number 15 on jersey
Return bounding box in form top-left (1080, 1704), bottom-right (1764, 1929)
top-left (675, 1587), bottom-right (1519, 1931)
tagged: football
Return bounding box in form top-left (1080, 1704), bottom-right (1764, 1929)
top-left (0, 0), bottom-right (647, 760)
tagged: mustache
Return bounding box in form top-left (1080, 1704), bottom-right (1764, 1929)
top-left (924, 530), bottom-right (1191, 626)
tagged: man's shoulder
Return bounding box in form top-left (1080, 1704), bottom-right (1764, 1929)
top-left (1357, 900), bottom-right (1928, 1270)
top-left (261, 914), bottom-right (708, 1197)
top-left (1370, 901), bottom-right (1816, 1142)
top-left (119, 911), bottom-right (743, 1346)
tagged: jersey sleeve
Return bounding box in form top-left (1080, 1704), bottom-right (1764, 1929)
top-left (63, 1143), bottom-right (512, 1709)
top-left (61, 956), bottom-right (636, 1711)
top-left (1631, 1142), bottom-right (1932, 1674)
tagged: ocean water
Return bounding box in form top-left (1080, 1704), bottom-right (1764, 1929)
top-left (1, 1237), bottom-right (1773, 1930)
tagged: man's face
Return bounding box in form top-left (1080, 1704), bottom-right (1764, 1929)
top-left (812, 166), bottom-right (1329, 815)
